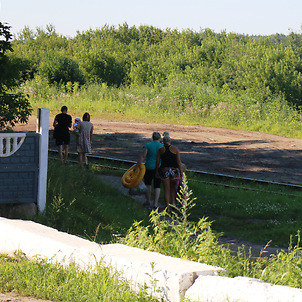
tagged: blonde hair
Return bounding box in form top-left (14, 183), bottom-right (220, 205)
top-left (162, 131), bottom-right (170, 137)
top-left (163, 135), bottom-right (171, 145)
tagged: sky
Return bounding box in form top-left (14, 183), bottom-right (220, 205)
top-left (1, 0), bottom-right (302, 38)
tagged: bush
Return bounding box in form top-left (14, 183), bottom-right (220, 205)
top-left (122, 174), bottom-right (233, 268)
top-left (39, 53), bottom-right (84, 85)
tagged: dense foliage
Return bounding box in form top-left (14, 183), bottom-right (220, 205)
top-left (10, 24), bottom-right (302, 108)
top-left (0, 22), bottom-right (32, 129)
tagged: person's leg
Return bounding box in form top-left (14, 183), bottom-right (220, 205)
top-left (153, 175), bottom-right (161, 208)
top-left (58, 145), bottom-right (64, 164)
top-left (63, 144), bottom-right (69, 163)
top-left (162, 178), bottom-right (171, 211)
top-left (78, 152), bottom-right (84, 167)
top-left (170, 179), bottom-right (178, 206)
top-left (143, 170), bottom-right (152, 205)
top-left (145, 185), bottom-right (151, 204)
top-left (83, 153), bottom-right (88, 166)
top-left (154, 188), bottom-right (160, 207)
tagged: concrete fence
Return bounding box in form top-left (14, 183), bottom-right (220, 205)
top-left (0, 217), bottom-right (302, 302)
top-left (0, 108), bottom-right (49, 215)
top-left (0, 133), bottom-right (26, 157)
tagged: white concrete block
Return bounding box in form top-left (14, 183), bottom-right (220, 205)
top-left (185, 275), bottom-right (302, 302)
top-left (2, 217), bottom-right (302, 302)
top-left (0, 217), bottom-right (222, 302)
top-left (98, 244), bottom-right (222, 301)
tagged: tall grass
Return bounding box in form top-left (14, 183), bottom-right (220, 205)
top-left (0, 252), bottom-right (156, 302)
top-left (22, 78), bottom-right (302, 139)
top-left (122, 175), bottom-right (233, 268)
top-left (35, 161), bottom-right (149, 243)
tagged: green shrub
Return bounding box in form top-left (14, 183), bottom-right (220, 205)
top-left (122, 175), bottom-right (233, 268)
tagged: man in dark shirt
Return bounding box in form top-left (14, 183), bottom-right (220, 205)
top-left (53, 106), bottom-right (72, 164)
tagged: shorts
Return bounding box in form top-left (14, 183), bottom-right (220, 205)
top-left (55, 133), bottom-right (70, 146)
top-left (159, 167), bottom-right (180, 180)
top-left (144, 169), bottom-right (161, 188)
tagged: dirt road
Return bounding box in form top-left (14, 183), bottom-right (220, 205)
top-left (16, 115), bottom-right (302, 185)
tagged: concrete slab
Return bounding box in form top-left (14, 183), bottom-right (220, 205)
top-left (0, 217), bottom-right (222, 302)
top-left (2, 217), bottom-right (302, 302)
top-left (185, 275), bottom-right (302, 302)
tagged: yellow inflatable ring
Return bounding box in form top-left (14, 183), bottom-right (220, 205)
top-left (121, 164), bottom-right (146, 189)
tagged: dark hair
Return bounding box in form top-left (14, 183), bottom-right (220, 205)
top-left (152, 131), bottom-right (161, 141)
top-left (83, 112), bottom-right (90, 121)
top-left (61, 106), bottom-right (68, 112)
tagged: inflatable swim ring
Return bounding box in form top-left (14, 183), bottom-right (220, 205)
top-left (121, 163), bottom-right (146, 189)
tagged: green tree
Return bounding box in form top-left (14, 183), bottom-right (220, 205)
top-left (39, 52), bottom-right (84, 85)
top-left (0, 22), bottom-right (32, 129)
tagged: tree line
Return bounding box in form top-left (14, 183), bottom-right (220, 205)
top-left (2, 22), bottom-right (302, 129)
top-left (10, 23), bottom-right (302, 107)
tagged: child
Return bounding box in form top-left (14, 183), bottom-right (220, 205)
top-left (73, 118), bottom-right (81, 136)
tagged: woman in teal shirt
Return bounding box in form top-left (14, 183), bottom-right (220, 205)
top-left (136, 132), bottom-right (163, 209)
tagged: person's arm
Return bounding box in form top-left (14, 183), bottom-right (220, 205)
top-left (90, 125), bottom-right (93, 142)
top-left (53, 116), bottom-right (58, 128)
top-left (68, 116), bottom-right (72, 128)
top-left (175, 147), bottom-right (183, 176)
top-left (138, 148), bottom-right (147, 165)
top-left (134, 147), bottom-right (147, 171)
top-left (155, 148), bottom-right (162, 177)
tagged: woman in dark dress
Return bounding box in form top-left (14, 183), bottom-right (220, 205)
top-left (156, 135), bottom-right (183, 212)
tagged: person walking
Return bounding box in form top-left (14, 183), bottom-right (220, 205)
top-left (76, 112), bottom-right (93, 167)
top-left (136, 131), bottom-right (163, 209)
top-left (156, 134), bottom-right (182, 212)
top-left (53, 105), bottom-right (72, 164)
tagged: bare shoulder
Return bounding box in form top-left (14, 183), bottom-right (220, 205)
top-left (158, 146), bottom-right (165, 153)
top-left (171, 145), bottom-right (179, 153)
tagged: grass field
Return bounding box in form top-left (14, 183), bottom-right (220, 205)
top-left (1, 160), bottom-right (302, 300)
top-left (3, 80), bottom-right (302, 298)
top-left (186, 171), bottom-right (302, 247)
top-left (24, 80), bottom-right (302, 139)
top-left (35, 159), bottom-right (302, 249)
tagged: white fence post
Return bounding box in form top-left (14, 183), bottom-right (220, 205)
top-left (36, 108), bottom-right (49, 213)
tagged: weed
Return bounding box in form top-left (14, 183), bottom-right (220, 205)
top-left (35, 161), bottom-right (149, 243)
top-left (122, 174), bottom-right (232, 268)
top-left (0, 252), bottom-right (157, 301)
